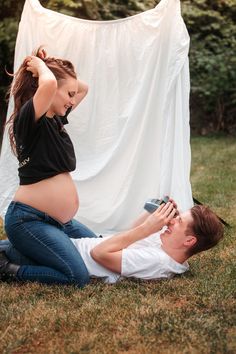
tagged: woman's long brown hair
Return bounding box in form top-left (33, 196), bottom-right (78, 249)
top-left (7, 46), bottom-right (77, 155)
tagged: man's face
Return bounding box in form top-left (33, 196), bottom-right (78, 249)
top-left (160, 210), bottom-right (194, 250)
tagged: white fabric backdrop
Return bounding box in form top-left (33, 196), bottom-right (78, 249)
top-left (0, 0), bottom-right (193, 233)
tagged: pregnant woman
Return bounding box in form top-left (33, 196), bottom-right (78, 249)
top-left (2, 47), bottom-right (97, 287)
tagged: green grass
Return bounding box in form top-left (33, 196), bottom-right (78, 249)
top-left (0, 136), bottom-right (235, 354)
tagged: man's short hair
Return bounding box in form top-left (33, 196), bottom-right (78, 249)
top-left (186, 205), bottom-right (224, 256)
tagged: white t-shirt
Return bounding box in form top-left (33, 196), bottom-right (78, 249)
top-left (71, 232), bottom-right (189, 284)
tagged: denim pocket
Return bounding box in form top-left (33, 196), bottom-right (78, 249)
top-left (17, 208), bottom-right (45, 223)
top-left (4, 211), bottom-right (42, 245)
top-left (5, 203), bottom-right (45, 226)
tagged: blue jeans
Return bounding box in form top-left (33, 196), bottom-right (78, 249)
top-left (4, 201), bottom-right (97, 287)
top-left (0, 239), bottom-right (34, 264)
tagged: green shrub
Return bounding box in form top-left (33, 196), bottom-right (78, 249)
top-left (182, 0), bottom-right (236, 134)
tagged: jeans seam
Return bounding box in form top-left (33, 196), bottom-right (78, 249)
top-left (19, 223), bottom-right (76, 280)
top-left (19, 267), bottom-right (71, 281)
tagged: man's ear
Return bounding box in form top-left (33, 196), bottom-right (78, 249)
top-left (184, 235), bottom-right (197, 249)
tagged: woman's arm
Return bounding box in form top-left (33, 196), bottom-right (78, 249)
top-left (90, 202), bottom-right (176, 273)
top-left (26, 56), bottom-right (57, 120)
top-left (71, 79), bottom-right (89, 111)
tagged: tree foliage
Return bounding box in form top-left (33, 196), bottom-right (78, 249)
top-left (182, 0), bottom-right (236, 133)
top-left (0, 0), bottom-right (235, 135)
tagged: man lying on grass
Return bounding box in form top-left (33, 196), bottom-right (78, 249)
top-left (0, 201), bottom-right (223, 285)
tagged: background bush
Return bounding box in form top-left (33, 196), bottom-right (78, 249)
top-left (0, 0), bottom-right (235, 142)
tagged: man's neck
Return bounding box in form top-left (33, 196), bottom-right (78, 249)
top-left (161, 244), bottom-right (189, 264)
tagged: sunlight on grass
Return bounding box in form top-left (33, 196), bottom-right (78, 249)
top-left (0, 136), bottom-right (235, 353)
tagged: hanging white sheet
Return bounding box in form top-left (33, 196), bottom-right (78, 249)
top-left (0, 0), bottom-right (193, 233)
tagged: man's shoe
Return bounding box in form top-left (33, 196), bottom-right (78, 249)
top-left (0, 251), bottom-right (20, 281)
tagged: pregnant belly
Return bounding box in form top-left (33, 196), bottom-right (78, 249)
top-left (14, 173), bottom-right (79, 223)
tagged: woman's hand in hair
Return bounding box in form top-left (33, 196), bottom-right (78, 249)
top-left (25, 56), bottom-right (46, 78)
top-left (25, 55), bottom-right (57, 120)
top-left (37, 48), bottom-right (47, 60)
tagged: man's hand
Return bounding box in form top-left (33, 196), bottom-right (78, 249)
top-left (90, 200), bottom-right (176, 273)
top-left (168, 197), bottom-right (179, 216)
top-left (142, 202), bottom-right (176, 235)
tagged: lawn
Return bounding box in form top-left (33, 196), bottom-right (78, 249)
top-left (0, 135), bottom-right (235, 354)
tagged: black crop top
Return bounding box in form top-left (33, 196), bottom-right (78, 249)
top-left (14, 98), bottom-right (76, 185)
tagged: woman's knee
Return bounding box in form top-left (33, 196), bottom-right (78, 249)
top-left (66, 270), bottom-right (90, 288)
top-left (62, 258), bottom-right (90, 287)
